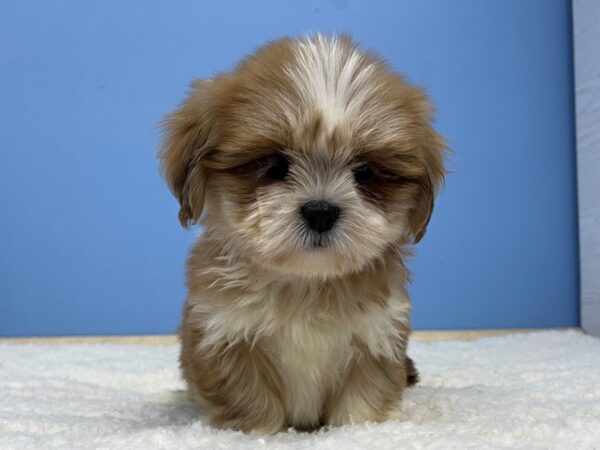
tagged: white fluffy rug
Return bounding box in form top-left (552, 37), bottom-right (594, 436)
top-left (1, 330), bottom-right (599, 449)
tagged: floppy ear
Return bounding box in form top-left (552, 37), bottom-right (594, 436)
top-left (159, 80), bottom-right (217, 228)
top-left (410, 172), bottom-right (435, 243)
top-left (407, 99), bottom-right (446, 243)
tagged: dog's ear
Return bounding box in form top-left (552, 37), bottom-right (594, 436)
top-left (407, 91), bottom-right (446, 243)
top-left (410, 172), bottom-right (435, 243)
top-left (159, 80), bottom-right (217, 228)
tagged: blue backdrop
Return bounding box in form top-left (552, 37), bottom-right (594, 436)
top-left (0, 0), bottom-right (578, 336)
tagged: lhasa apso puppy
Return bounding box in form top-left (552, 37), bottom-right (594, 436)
top-left (159, 34), bottom-right (445, 433)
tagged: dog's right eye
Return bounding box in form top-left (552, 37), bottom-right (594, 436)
top-left (354, 163), bottom-right (375, 184)
top-left (265, 154), bottom-right (289, 181)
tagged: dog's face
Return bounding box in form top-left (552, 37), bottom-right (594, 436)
top-left (160, 35), bottom-right (445, 278)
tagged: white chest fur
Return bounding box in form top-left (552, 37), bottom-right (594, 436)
top-left (271, 289), bottom-right (409, 425)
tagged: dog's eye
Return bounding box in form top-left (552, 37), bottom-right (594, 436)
top-left (265, 154), bottom-right (289, 181)
top-left (354, 163), bottom-right (375, 184)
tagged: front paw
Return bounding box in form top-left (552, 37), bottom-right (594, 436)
top-left (326, 390), bottom-right (403, 427)
top-left (210, 404), bottom-right (286, 434)
top-left (326, 397), bottom-right (384, 426)
top-left (327, 409), bottom-right (401, 427)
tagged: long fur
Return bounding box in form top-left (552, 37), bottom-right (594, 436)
top-left (159, 34), bottom-right (446, 433)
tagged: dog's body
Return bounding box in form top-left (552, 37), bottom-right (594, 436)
top-left (160, 35), bottom-right (445, 433)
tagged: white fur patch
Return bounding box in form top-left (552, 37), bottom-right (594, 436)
top-left (286, 34), bottom-right (378, 134)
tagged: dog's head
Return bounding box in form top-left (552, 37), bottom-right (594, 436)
top-left (160, 35), bottom-right (445, 278)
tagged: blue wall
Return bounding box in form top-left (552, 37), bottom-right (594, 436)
top-left (0, 0), bottom-right (578, 336)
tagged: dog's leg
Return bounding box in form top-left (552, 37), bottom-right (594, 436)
top-left (324, 345), bottom-right (407, 426)
top-left (207, 343), bottom-right (286, 434)
top-left (180, 324), bottom-right (286, 434)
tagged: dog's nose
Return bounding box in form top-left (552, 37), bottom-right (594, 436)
top-left (301, 200), bottom-right (340, 233)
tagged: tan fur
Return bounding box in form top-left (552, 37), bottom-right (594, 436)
top-left (159, 34), bottom-right (446, 433)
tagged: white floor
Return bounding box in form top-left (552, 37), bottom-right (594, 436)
top-left (1, 330), bottom-right (599, 449)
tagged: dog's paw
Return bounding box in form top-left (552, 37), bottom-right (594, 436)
top-left (210, 406), bottom-right (286, 434)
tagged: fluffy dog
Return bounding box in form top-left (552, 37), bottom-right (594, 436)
top-left (159, 34), bottom-right (445, 433)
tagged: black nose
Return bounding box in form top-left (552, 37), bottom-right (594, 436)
top-left (301, 200), bottom-right (340, 233)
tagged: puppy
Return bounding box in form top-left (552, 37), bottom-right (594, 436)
top-left (159, 34), bottom-right (445, 433)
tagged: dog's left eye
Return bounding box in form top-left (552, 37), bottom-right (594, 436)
top-left (265, 154), bottom-right (289, 181)
top-left (354, 163), bottom-right (375, 184)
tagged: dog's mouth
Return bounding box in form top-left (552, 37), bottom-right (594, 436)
top-left (312, 238), bottom-right (326, 249)
top-left (308, 234), bottom-right (331, 249)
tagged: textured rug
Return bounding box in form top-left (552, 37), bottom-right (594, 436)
top-left (1, 330), bottom-right (599, 449)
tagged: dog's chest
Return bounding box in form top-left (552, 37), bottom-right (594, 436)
top-left (268, 314), bottom-right (353, 426)
top-left (264, 292), bottom-right (408, 426)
